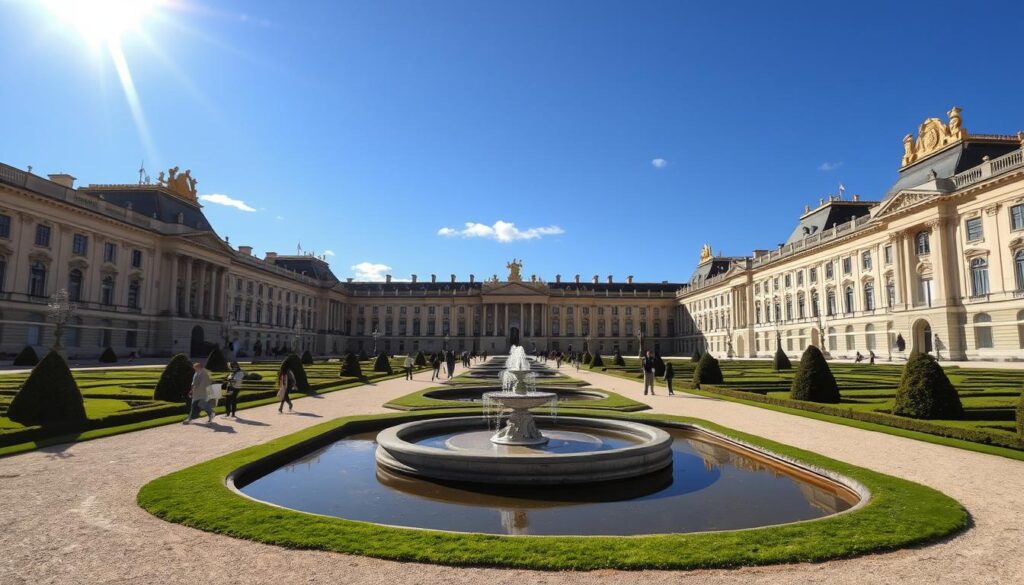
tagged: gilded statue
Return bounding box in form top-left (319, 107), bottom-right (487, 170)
top-left (506, 259), bottom-right (523, 282)
top-left (157, 166), bottom-right (199, 202)
top-left (699, 243), bottom-right (713, 263)
top-left (900, 107), bottom-right (968, 168)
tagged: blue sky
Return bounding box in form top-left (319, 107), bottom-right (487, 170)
top-left (3, 0), bottom-right (1024, 282)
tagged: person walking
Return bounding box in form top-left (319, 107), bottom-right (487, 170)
top-left (641, 350), bottom-right (657, 395)
top-left (431, 353), bottom-right (442, 381)
top-left (869, 350), bottom-right (876, 365)
top-left (446, 349), bottom-right (456, 379)
top-left (183, 362), bottom-right (215, 424)
top-left (276, 366), bottom-right (294, 413)
top-left (403, 354), bottom-right (415, 380)
top-left (224, 361), bottom-right (245, 418)
top-left (664, 361), bottom-right (675, 395)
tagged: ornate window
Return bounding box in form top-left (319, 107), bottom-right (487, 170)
top-left (35, 224), bottom-right (51, 247)
top-left (826, 290), bottom-right (836, 316)
top-left (811, 291), bottom-right (819, 317)
top-left (886, 279), bottom-right (896, 307)
top-left (28, 262), bottom-right (47, 297)
top-left (127, 279), bottom-right (141, 309)
top-left (72, 234), bottom-right (88, 255)
top-left (862, 251), bottom-right (872, 270)
top-left (825, 262), bottom-right (834, 279)
top-left (970, 257), bottom-right (989, 297)
top-left (1014, 250), bottom-right (1024, 291)
top-left (1011, 204), bottom-right (1024, 231)
top-left (965, 217), bottom-right (983, 241)
top-left (797, 293), bottom-right (806, 319)
top-left (973, 313), bottom-right (993, 349)
top-left (863, 282), bottom-right (875, 311)
top-left (68, 269), bottom-right (83, 302)
top-left (915, 231), bottom-right (930, 255)
top-left (844, 286), bottom-right (854, 314)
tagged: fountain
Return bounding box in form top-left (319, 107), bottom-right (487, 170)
top-left (484, 347), bottom-right (555, 445)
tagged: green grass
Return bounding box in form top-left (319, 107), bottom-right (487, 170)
top-left (383, 385), bottom-right (649, 412)
top-left (0, 358), bottom-right (426, 457)
top-left (137, 409), bottom-right (967, 570)
top-left (597, 358), bottom-right (1024, 459)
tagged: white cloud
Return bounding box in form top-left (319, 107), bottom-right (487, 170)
top-left (651, 158), bottom-right (668, 169)
top-left (351, 262), bottom-right (391, 281)
top-left (323, 249), bottom-right (335, 257)
top-left (275, 215), bottom-right (284, 221)
top-left (437, 220), bottom-right (564, 243)
top-left (818, 161), bottom-right (843, 172)
top-left (198, 193), bottom-right (256, 212)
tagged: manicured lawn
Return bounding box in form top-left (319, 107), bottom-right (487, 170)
top-left (0, 357), bottom-right (423, 457)
top-left (596, 357), bottom-right (1024, 458)
top-left (137, 409), bottom-right (967, 570)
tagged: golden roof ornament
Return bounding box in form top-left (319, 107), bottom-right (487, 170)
top-left (900, 107), bottom-right (967, 168)
top-left (506, 259), bottom-right (523, 282)
top-left (699, 243), bottom-right (713, 263)
top-left (157, 166), bottom-right (199, 203)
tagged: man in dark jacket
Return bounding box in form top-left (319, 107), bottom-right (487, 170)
top-left (641, 350), bottom-right (657, 395)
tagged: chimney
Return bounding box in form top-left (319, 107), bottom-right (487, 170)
top-left (469, 274), bottom-right (475, 283)
top-left (804, 204), bottom-right (811, 213)
top-left (265, 251), bottom-right (278, 263)
top-left (386, 275), bottom-right (392, 283)
top-left (574, 274), bottom-right (581, 283)
top-left (607, 275), bottom-right (613, 284)
top-left (852, 194), bottom-right (861, 201)
top-left (48, 173), bottom-right (76, 188)
top-left (555, 274), bottom-right (561, 283)
top-left (431, 274), bottom-right (437, 283)
top-left (450, 274), bottom-right (456, 283)
top-left (592, 275), bottom-right (599, 284)
top-left (627, 275), bottom-right (634, 284)
top-left (238, 246), bottom-right (253, 256)
top-left (411, 274), bottom-right (418, 283)
top-left (346, 277), bottom-right (353, 283)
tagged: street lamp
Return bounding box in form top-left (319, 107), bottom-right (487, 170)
top-left (48, 289), bottom-right (76, 358)
top-left (584, 334), bottom-right (592, 354)
top-left (636, 329), bottom-right (644, 356)
top-left (372, 328), bottom-right (382, 355)
top-left (443, 333), bottom-right (450, 351)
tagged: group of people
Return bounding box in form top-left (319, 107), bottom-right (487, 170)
top-left (853, 350), bottom-right (877, 365)
top-left (430, 350), bottom-right (468, 381)
top-left (641, 350), bottom-right (676, 396)
top-left (182, 359), bottom-right (297, 424)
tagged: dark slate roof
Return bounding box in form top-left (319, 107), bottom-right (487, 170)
top-left (547, 282), bottom-right (683, 294)
top-left (344, 281), bottom-right (484, 293)
top-left (689, 259), bottom-right (734, 286)
top-left (884, 138), bottom-right (1020, 198)
top-left (272, 256), bottom-right (339, 283)
top-left (78, 187), bottom-right (214, 231)
top-left (783, 201), bottom-right (875, 246)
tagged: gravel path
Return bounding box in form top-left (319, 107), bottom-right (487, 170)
top-left (2, 363), bottom-right (1023, 584)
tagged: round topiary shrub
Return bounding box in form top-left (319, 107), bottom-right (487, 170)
top-left (373, 352), bottom-right (393, 374)
top-left (773, 346), bottom-right (792, 371)
top-left (341, 352), bottom-right (363, 377)
top-left (7, 350), bottom-right (86, 426)
top-left (589, 352), bottom-right (604, 368)
top-left (789, 345), bottom-right (840, 403)
top-left (691, 349), bottom-right (702, 363)
top-left (301, 349), bottom-right (314, 365)
top-left (154, 353), bottom-right (195, 403)
top-left (99, 347), bottom-right (117, 363)
top-left (205, 346), bottom-right (228, 372)
top-left (281, 353), bottom-right (311, 393)
top-left (613, 350), bottom-right (625, 367)
top-left (13, 345), bottom-right (39, 367)
top-left (691, 353), bottom-right (723, 388)
top-left (892, 351), bottom-right (963, 419)
top-left (414, 351), bottom-right (427, 367)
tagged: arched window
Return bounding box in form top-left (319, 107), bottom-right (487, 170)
top-left (863, 282), bottom-right (875, 311)
top-left (797, 293), bottom-right (806, 319)
top-left (773, 301), bottom-right (781, 322)
top-left (100, 275), bottom-right (115, 306)
top-left (915, 231), bottom-right (930, 255)
top-left (827, 326), bottom-right (837, 350)
top-left (973, 313), bottom-right (993, 349)
top-left (785, 296), bottom-right (793, 321)
top-left (826, 290), bottom-right (836, 316)
top-left (865, 324), bottom-right (876, 351)
top-left (28, 262), bottom-right (47, 297)
top-left (1016, 250), bottom-right (1024, 291)
top-left (68, 269), bottom-right (83, 302)
top-left (970, 257), bottom-right (989, 297)
top-left (844, 286), bottom-right (855, 314)
top-left (581, 318), bottom-right (590, 336)
top-left (845, 325), bottom-right (855, 350)
top-left (127, 279), bottom-right (141, 309)
top-left (811, 291), bottom-right (820, 317)
top-left (886, 279), bottom-right (896, 307)
top-left (755, 302), bottom-right (761, 324)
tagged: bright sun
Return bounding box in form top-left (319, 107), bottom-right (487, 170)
top-left (42, 0), bottom-right (159, 45)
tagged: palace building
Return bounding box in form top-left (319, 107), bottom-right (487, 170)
top-left (1, 108), bottom-right (1023, 361)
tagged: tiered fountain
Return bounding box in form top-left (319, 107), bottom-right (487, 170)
top-left (484, 347), bottom-right (555, 445)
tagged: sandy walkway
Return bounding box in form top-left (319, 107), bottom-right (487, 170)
top-left (2, 363), bottom-right (1023, 585)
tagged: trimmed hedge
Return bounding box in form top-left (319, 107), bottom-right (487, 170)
top-left (691, 353), bottom-right (723, 388)
top-left (99, 347), bottom-right (118, 363)
top-left (341, 352), bottom-right (363, 377)
top-left (301, 350), bottom-right (314, 365)
top-left (12, 345), bottom-right (39, 367)
top-left (789, 346), bottom-right (840, 403)
top-left (773, 347), bottom-right (792, 371)
top-left (414, 351), bottom-right (427, 367)
top-left (373, 352), bottom-right (393, 374)
top-left (589, 352), bottom-right (604, 368)
top-left (206, 346), bottom-right (229, 372)
top-left (281, 353), bottom-right (311, 393)
top-left (7, 351), bottom-right (87, 426)
top-left (892, 352), bottom-right (963, 420)
top-left (154, 353), bottom-right (195, 403)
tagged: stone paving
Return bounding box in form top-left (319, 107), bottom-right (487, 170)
top-left (1, 362), bottom-right (1023, 584)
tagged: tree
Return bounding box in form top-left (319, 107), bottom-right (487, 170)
top-left (892, 351), bottom-right (963, 419)
top-left (613, 350), bottom-right (625, 366)
top-left (789, 345), bottom-right (840, 403)
top-left (691, 353), bottom-right (723, 388)
top-left (589, 352), bottom-right (604, 368)
top-left (773, 346), bottom-right (792, 371)
top-left (281, 353), bottom-right (311, 393)
top-left (691, 349), bottom-right (702, 363)
top-left (373, 351), bottom-right (393, 374)
top-left (154, 353), bottom-right (195, 403)
top-left (414, 351), bottom-right (427, 367)
top-left (301, 349), bottom-right (314, 365)
top-left (12, 345), bottom-right (39, 367)
top-left (341, 352), bottom-right (363, 377)
top-left (7, 351), bottom-right (86, 426)
top-left (99, 347), bottom-right (117, 363)
top-left (205, 346), bottom-right (228, 372)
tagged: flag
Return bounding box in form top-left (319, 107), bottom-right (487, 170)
top-left (838, 183), bottom-right (846, 193)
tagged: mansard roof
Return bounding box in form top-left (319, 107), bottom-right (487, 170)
top-left (271, 256), bottom-right (339, 284)
top-left (78, 185), bottom-right (215, 232)
top-left (783, 200), bottom-right (876, 246)
top-left (884, 137), bottom-right (1020, 199)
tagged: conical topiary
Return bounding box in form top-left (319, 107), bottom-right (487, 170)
top-left (789, 345), bottom-right (840, 403)
top-left (358, 349), bottom-right (369, 362)
top-left (13, 345), bottom-right (39, 367)
top-left (583, 351), bottom-right (592, 365)
top-left (154, 353), bottom-right (195, 403)
top-left (590, 352), bottom-right (604, 368)
top-left (654, 352), bottom-right (666, 377)
top-left (691, 349), bottom-right (702, 362)
top-left (206, 346), bottom-right (228, 372)
top-left (892, 351), bottom-right (963, 419)
top-left (99, 347), bottom-right (117, 363)
top-left (7, 351), bottom-right (86, 426)
top-left (613, 350), bottom-right (625, 366)
top-left (301, 349), bottom-right (314, 365)
top-left (373, 351), bottom-right (393, 374)
top-left (691, 353), bottom-right (724, 388)
top-left (414, 351), bottom-right (427, 367)
top-left (341, 352), bottom-right (363, 377)
top-left (773, 346), bottom-right (792, 371)
top-left (281, 353), bottom-right (311, 393)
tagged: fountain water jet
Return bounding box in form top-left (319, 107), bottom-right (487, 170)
top-left (485, 346), bottom-right (555, 445)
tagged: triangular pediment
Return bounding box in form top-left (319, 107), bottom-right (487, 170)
top-left (873, 190), bottom-right (939, 219)
top-left (177, 231), bottom-right (234, 253)
top-left (482, 281), bottom-right (549, 296)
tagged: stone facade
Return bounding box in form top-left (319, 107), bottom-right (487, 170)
top-left (2, 108), bottom-right (1022, 361)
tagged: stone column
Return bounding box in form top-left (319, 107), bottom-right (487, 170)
top-left (504, 303), bottom-right (509, 338)
top-left (197, 262), bottom-right (208, 317)
top-left (519, 303), bottom-right (525, 338)
top-left (902, 233), bottom-right (916, 308)
top-left (182, 259), bottom-right (194, 316)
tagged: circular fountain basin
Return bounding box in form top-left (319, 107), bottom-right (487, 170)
top-left (483, 390), bottom-right (556, 409)
top-left (423, 386), bottom-right (605, 402)
top-left (375, 416), bottom-right (673, 485)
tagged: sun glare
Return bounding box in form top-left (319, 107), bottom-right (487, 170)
top-left (42, 0), bottom-right (159, 45)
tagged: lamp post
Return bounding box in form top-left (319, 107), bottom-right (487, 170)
top-left (584, 334), bottom-right (592, 354)
top-left (636, 330), bottom-right (644, 357)
top-left (443, 333), bottom-right (450, 351)
top-left (48, 288), bottom-right (76, 359)
top-left (372, 328), bottom-right (382, 355)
